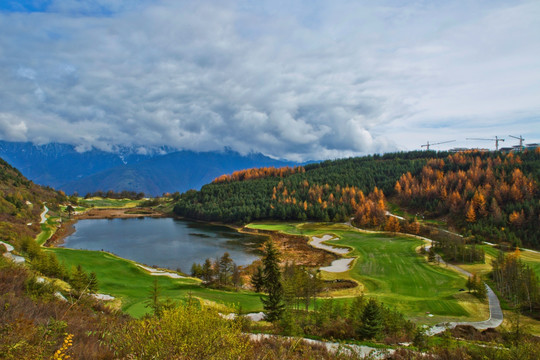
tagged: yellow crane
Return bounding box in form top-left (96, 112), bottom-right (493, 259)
top-left (466, 136), bottom-right (505, 151)
top-left (421, 140), bottom-right (455, 151)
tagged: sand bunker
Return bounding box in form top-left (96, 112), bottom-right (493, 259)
top-left (310, 235), bottom-right (350, 255)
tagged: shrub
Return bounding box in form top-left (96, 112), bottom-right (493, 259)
top-left (109, 304), bottom-right (252, 359)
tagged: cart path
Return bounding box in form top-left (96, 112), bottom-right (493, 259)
top-left (40, 205), bottom-right (49, 224)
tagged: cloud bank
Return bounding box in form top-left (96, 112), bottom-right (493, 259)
top-left (0, 0), bottom-right (539, 160)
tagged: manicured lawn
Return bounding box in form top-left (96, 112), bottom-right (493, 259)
top-left (36, 217), bottom-right (58, 245)
top-left (335, 232), bottom-right (469, 317)
top-left (248, 222), bottom-right (478, 322)
top-left (77, 197), bottom-right (142, 208)
top-left (49, 248), bottom-right (264, 318)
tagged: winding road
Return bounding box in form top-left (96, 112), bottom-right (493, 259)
top-left (40, 205), bottom-right (49, 224)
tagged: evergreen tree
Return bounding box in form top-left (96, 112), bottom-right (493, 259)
top-left (359, 298), bottom-right (383, 340)
top-left (218, 252), bottom-right (234, 286)
top-left (201, 258), bottom-right (214, 283)
top-left (70, 264), bottom-right (90, 294)
top-left (191, 263), bottom-right (203, 278)
top-left (251, 266), bottom-right (264, 293)
top-left (260, 241), bottom-right (284, 322)
top-left (146, 278), bottom-right (163, 317)
top-left (88, 272), bottom-right (99, 293)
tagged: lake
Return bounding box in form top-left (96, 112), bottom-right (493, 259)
top-left (61, 217), bottom-right (267, 271)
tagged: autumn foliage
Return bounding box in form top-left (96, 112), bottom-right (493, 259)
top-left (394, 150), bottom-right (539, 247)
top-left (213, 166), bottom-right (305, 183)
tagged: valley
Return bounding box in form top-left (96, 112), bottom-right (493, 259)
top-left (2, 149), bottom-right (540, 359)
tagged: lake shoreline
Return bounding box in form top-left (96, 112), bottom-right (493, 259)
top-left (46, 207), bottom-right (167, 247)
top-left (49, 210), bottom-right (338, 275)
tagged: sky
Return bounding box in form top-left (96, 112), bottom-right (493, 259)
top-left (0, 0), bottom-right (539, 161)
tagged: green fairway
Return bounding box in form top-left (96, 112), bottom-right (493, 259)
top-left (335, 232), bottom-right (468, 317)
top-left (49, 248), bottom-right (264, 318)
top-left (77, 197), bottom-right (143, 208)
top-left (36, 217), bottom-right (58, 245)
top-left (248, 222), bottom-right (479, 321)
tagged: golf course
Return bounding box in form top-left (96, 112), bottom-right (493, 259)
top-left (247, 222), bottom-right (490, 324)
top-left (38, 200), bottom-right (537, 324)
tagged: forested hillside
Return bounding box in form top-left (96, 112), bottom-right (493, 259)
top-left (0, 157), bottom-right (66, 244)
top-left (174, 151), bottom-right (435, 223)
top-left (174, 149), bottom-right (540, 249)
top-left (394, 150), bottom-right (540, 248)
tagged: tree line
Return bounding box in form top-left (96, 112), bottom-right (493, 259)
top-left (190, 252), bottom-right (242, 290)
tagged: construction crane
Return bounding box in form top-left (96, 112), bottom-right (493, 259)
top-left (466, 136), bottom-right (505, 151)
top-left (509, 135), bottom-right (525, 151)
top-left (421, 140), bottom-right (455, 150)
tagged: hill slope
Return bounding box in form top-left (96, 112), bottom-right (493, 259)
top-left (173, 150), bottom-right (540, 249)
top-left (0, 157), bottom-right (65, 244)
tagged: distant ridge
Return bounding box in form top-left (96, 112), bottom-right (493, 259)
top-left (0, 141), bottom-right (299, 196)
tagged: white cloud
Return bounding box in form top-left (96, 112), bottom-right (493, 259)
top-left (0, 0), bottom-right (538, 160)
top-left (0, 113), bottom-right (28, 141)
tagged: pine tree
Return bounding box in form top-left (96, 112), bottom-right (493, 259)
top-left (218, 252), bottom-right (234, 286)
top-left (70, 264), bottom-right (90, 294)
top-left (251, 266), bottom-right (264, 293)
top-left (146, 278), bottom-right (163, 317)
top-left (359, 298), bottom-right (382, 340)
top-left (88, 272), bottom-right (99, 293)
top-left (260, 241), bottom-right (284, 322)
top-left (201, 258), bottom-right (214, 283)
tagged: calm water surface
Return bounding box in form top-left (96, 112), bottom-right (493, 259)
top-left (61, 218), bottom-right (267, 271)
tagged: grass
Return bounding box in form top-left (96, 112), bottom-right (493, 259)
top-left (48, 248), bottom-right (264, 318)
top-left (36, 217), bottom-right (59, 245)
top-left (477, 244), bottom-right (540, 279)
top-left (520, 250), bottom-right (540, 278)
top-left (77, 197), bottom-right (142, 208)
top-left (248, 222), bottom-right (485, 324)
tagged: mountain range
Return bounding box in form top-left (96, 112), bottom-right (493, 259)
top-left (0, 141), bottom-right (298, 196)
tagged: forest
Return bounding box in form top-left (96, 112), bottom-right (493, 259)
top-left (174, 149), bottom-right (540, 249)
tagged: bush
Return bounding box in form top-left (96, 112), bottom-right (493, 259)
top-left (109, 304), bottom-right (253, 359)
